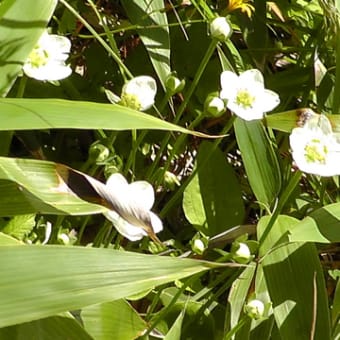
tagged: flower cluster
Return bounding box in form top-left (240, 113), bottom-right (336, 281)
top-left (23, 31), bottom-right (72, 81)
top-left (103, 173), bottom-right (163, 241)
top-left (290, 112), bottom-right (340, 176)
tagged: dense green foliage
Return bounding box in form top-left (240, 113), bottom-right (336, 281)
top-left (0, 0), bottom-right (340, 339)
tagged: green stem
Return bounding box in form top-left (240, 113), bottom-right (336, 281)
top-left (160, 115), bottom-right (235, 217)
top-left (16, 75), bottom-right (27, 98)
top-left (59, 0), bottom-right (132, 80)
top-left (146, 39), bottom-right (218, 180)
top-left (259, 170), bottom-right (302, 245)
top-left (124, 94), bottom-right (171, 177)
top-left (223, 316), bottom-right (248, 340)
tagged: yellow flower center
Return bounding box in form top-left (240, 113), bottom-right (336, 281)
top-left (304, 139), bottom-right (328, 164)
top-left (120, 93), bottom-right (141, 111)
top-left (28, 46), bottom-right (49, 68)
top-left (235, 89), bottom-right (255, 109)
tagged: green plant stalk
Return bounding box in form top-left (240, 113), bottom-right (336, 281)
top-left (223, 315), bottom-right (248, 340)
top-left (146, 39), bottom-right (218, 180)
top-left (258, 170), bottom-right (302, 245)
top-left (160, 115), bottom-right (235, 217)
top-left (124, 93), bottom-right (171, 177)
top-left (59, 0), bottom-right (132, 80)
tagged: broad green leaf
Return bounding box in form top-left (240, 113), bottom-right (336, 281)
top-left (257, 215), bottom-right (298, 256)
top-left (0, 157), bottom-right (104, 216)
top-left (234, 118), bottom-right (281, 209)
top-left (183, 141), bottom-right (245, 236)
top-left (0, 314), bottom-right (92, 340)
top-left (262, 242), bottom-right (331, 340)
top-left (289, 203), bottom-right (340, 243)
top-left (82, 300), bottom-right (146, 340)
top-left (0, 245), bottom-right (220, 327)
top-left (0, 0), bottom-right (57, 96)
top-left (0, 98), bottom-right (212, 137)
top-left (122, 0), bottom-right (170, 89)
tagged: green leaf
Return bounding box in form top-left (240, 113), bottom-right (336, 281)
top-left (228, 266), bottom-right (256, 330)
top-left (0, 157), bottom-right (104, 216)
top-left (258, 215), bottom-right (298, 256)
top-left (82, 300), bottom-right (146, 340)
top-left (0, 232), bottom-right (22, 245)
top-left (0, 314), bottom-right (92, 340)
top-left (289, 203), bottom-right (340, 243)
top-left (183, 141), bottom-right (245, 236)
top-left (234, 118), bottom-right (281, 209)
top-left (0, 0), bottom-right (57, 96)
top-left (0, 98), bottom-right (212, 137)
top-left (1, 214), bottom-right (35, 240)
top-left (164, 310), bottom-right (185, 340)
top-left (262, 242), bottom-right (331, 340)
top-left (122, 0), bottom-right (170, 89)
top-left (0, 245), bottom-right (219, 327)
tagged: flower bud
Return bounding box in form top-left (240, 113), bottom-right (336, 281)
top-left (231, 242), bottom-right (252, 264)
top-left (192, 239), bottom-right (206, 255)
top-left (244, 299), bottom-right (265, 320)
top-left (210, 17), bottom-right (232, 41)
top-left (164, 170), bottom-right (180, 191)
top-left (88, 143), bottom-right (110, 163)
top-left (204, 95), bottom-right (225, 117)
top-left (165, 73), bottom-right (185, 95)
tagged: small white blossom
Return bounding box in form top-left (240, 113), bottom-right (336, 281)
top-left (23, 31), bottom-right (72, 81)
top-left (204, 95), bottom-right (225, 117)
top-left (220, 69), bottom-right (280, 121)
top-left (210, 17), bottom-right (232, 41)
top-left (244, 299), bottom-right (265, 320)
top-left (103, 173), bottom-right (162, 241)
top-left (120, 76), bottom-right (157, 111)
top-left (290, 114), bottom-right (340, 176)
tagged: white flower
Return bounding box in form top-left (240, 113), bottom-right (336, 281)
top-left (210, 17), bottom-right (232, 41)
top-left (23, 31), bottom-right (72, 81)
top-left (120, 76), bottom-right (157, 111)
top-left (103, 173), bottom-right (163, 241)
top-left (220, 69), bottom-right (280, 121)
top-left (290, 114), bottom-right (340, 176)
top-left (244, 299), bottom-right (265, 320)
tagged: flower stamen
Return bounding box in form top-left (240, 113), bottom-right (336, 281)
top-left (304, 139), bottom-right (328, 164)
top-left (235, 89), bottom-right (255, 109)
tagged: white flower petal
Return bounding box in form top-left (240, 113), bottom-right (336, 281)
top-left (150, 212), bottom-right (163, 233)
top-left (220, 71), bottom-right (239, 100)
top-left (106, 173), bottom-right (128, 191)
top-left (259, 89), bottom-right (280, 112)
top-left (104, 210), bottom-right (146, 241)
top-left (129, 180), bottom-right (155, 210)
top-left (239, 69), bottom-right (264, 85)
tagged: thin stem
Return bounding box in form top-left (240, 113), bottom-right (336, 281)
top-left (146, 39), bottom-right (218, 180)
top-left (259, 170), bottom-right (302, 245)
top-left (59, 0), bottom-right (132, 80)
top-left (160, 115), bottom-right (235, 217)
